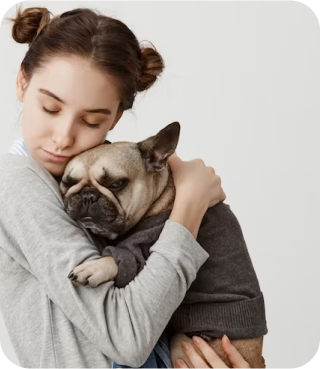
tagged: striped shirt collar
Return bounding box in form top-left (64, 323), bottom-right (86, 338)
top-left (8, 138), bottom-right (31, 158)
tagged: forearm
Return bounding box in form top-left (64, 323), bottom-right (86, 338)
top-left (105, 222), bottom-right (209, 365)
top-left (169, 193), bottom-right (208, 238)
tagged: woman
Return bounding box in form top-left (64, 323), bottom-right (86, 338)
top-left (0, 5), bottom-right (254, 368)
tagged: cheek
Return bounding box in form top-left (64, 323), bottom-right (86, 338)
top-left (21, 102), bottom-right (48, 138)
top-left (22, 118), bottom-right (47, 146)
top-left (76, 127), bottom-right (111, 151)
top-left (124, 182), bottom-right (151, 212)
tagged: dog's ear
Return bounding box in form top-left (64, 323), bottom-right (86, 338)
top-left (137, 122), bottom-right (180, 172)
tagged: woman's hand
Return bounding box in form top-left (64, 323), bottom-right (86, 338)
top-left (168, 152), bottom-right (226, 208)
top-left (168, 152), bottom-right (226, 238)
top-left (176, 335), bottom-right (250, 368)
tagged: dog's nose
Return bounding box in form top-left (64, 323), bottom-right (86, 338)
top-left (81, 187), bottom-right (100, 205)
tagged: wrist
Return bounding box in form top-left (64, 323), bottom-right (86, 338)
top-left (169, 194), bottom-right (208, 238)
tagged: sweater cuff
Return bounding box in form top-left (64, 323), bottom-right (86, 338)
top-left (170, 293), bottom-right (268, 339)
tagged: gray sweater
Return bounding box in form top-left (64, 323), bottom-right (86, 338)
top-left (0, 154), bottom-right (209, 368)
top-left (101, 203), bottom-right (267, 340)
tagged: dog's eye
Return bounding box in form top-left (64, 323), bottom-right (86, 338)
top-left (61, 177), bottom-right (79, 187)
top-left (108, 179), bottom-right (129, 191)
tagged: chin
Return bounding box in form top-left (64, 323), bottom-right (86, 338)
top-left (42, 161), bottom-right (67, 177)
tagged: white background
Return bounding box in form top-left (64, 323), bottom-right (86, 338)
top-left (0, 1), bottom-right (319, 368)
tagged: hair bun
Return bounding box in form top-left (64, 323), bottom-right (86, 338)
top-left (137, 42), bottom-right (165, 92)
top-left (60, 8), bottom-right (90, 18)
top-left (9, 5), bottom-right (51, 44)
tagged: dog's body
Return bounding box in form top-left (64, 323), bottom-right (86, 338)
top-left (61, 122), bottom-right (266, 368)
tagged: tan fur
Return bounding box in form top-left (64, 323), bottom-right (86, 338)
top-left (71, 256), bottom-right (118, 288)
top-left (62, 142), bottom-right (175, 237)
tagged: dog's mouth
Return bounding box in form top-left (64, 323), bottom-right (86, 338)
top-left (78, 217), bottom-right (105, 234)
top-left (78, 218), bottom-right (120, 239)
top-left (79, 217), bottom-right (98, 228)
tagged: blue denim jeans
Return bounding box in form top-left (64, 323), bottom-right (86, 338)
top-left (112, 333), bottom-right (172, 368)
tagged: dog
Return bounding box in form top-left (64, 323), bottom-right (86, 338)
top-left (61, 122), bottom-right (266, 368)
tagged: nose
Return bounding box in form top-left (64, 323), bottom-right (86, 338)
top-left (52, 122), bottom-right (75, 150)
top-left (81, 187), bottom-right (100, 206)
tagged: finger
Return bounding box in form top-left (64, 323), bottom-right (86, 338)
top-left (167, 152), bottom-right (182, 169)
top-left (167, 151), bottom-right (180, 162)
top-left (182, 340), bottom-right (229, 369)
top-left (176, 359), bottom-right (189, 368)
top-left (196, 158), bottom-right (205, 166)
top-left (181, 341), bottom-right (210, 368)
top-left (207, 166), bottom-right (215, 174)
top-left (192, 336), bottom-right (228, 368)
top-left (221, 335), bottom-right (250, 368)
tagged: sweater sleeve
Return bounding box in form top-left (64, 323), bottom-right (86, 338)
top-left (169, 202), bottom-right (268, 339)
top-left (102, 245), bottom-right (141, 288)
top-left (0, 155), bottom-right (209, 366)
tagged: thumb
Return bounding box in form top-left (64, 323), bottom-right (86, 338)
top-left (167, 152), bottom-right (183, 171)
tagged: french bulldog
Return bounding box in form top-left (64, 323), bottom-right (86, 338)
top-left (61, 122), bottom-right (265, 368)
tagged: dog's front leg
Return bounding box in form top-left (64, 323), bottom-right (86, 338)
top-left (170, 334), bottom-right (266, 368)
top-left (68, 256), bottom-right (118, 287)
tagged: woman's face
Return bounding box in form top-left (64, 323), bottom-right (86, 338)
top-left (16, 56), bottom-right (123, 176)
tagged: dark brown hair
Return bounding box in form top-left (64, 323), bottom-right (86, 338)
top-left (7, 5), bottom-right (165, 112)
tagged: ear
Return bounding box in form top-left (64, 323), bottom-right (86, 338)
top-left (16, 68), bottom-right (28, 102)
top-left (137, 122), bottom-right (180, 172)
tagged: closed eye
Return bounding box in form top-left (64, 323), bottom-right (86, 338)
top-left (41, 106), bottom-right (101, 129)
top-left (61, 176), bottom-right (79, 187)
top-left (42, 106), bottom-right (58, 115)
top-left (98, 178), bottom-right (129, 192)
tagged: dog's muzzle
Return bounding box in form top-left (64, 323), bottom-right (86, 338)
top-left (80, 187), bottom-right (101, 213)
top-left (63, 186), bottom-right (125, 238)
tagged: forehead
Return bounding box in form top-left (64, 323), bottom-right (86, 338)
top-left (65, 142), bottom-right (144, 179)
top-left (30, 56), bottom-right (120, 106)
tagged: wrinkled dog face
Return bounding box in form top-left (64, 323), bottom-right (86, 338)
top-left (61, 122), bottom-right (180, 239)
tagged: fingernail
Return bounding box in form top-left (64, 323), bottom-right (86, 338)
top-left (193, 336), bottom-right (200, 345)
top-left (223, 334), bottom-right (230, 343)
top-left (68, 271), bottom-right (74, 278)
top-left (176, 359), bottom-right (184, 368)
top-left (182, 342), bottom-right (190, 351)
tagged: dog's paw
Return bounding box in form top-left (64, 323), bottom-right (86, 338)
top-left (67, 257), bottom-right (118, 288)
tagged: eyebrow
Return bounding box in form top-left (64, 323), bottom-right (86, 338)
top-left (38, 88), bottom-right (112, 115)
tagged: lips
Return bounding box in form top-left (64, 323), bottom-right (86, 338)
top-left (43, 149), bottom-right (69, 158)
top-left (42, 148), bottom-right (71, 162)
